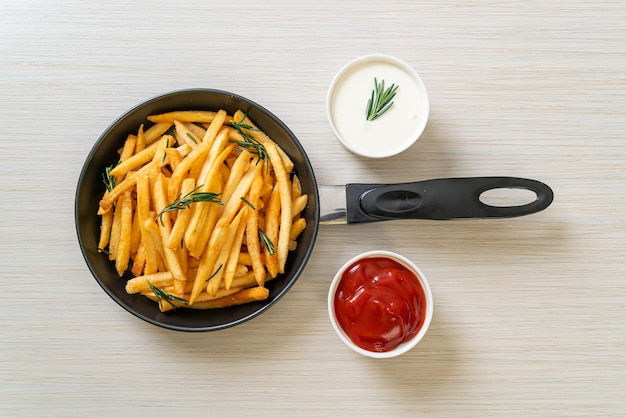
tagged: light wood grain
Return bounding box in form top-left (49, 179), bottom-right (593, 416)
top-left (1, 1), bottom-right (625, 416)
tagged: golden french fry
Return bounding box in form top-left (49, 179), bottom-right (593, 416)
top-left (119, 134), bottom-right (137, 165)
top-left (187, 286), bottom-right (269, 310)
top-left (290, 217), bottom-right (307, 241)
top-left (265, 141), bottom-right (292, 273)
top-left (291, 174), bottom-right (302, 199)
top-left (167, 177), bottom-right (195, 249)
top-left (238, 252), bottom-right (252, 266)
top-left (131, 240), bottom-right (146, 276)
top-left (174, 120), bottom-right (200, 148)
top-left (153, 174), bottom-right (187, 294)
top-left (190, 223), bottom-right (229, 304)
top-left (147, 110), bottom-right (232, 124)
top-left (126, 271), bottom-right (174, 294)
top-left (143, 218), bottom-right (166, 271)
top-left (144, 122), bottom-right (173, 145)
top-left (184, 122), bottom-right (207, 140)
top-left (135, 124), bottom-right (146, 153)
top-left (224, 208), bottom-right (249, 290)
top-left (245, 171), bottom-right (266, 286)
top-left (292, 194), bottom-right (308, 219)
top-left (115, 191), bottom-right (133, 276)
top-left (97, 208), bottom-right (113, 253)
top-left (108, 194), bottom-right (123, 261)
top-left (164, 148), bottom-right (182, 171)
top-left (206, 208), bottom-right (246, 296)
top-left (262, 186), bottom-right (280, 278)
top-left (130, 205), bottom-right (141, 256)
top-left (136, 174), bottom-right (158, 275)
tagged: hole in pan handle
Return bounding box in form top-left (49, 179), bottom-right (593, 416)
top-left (353, 177), bottom-right (554, 222)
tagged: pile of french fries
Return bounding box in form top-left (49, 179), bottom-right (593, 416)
top-left (96, 109), bottom-right (308, 312)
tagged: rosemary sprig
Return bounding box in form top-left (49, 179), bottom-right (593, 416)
top-left (157, 185), bottom-right (222, 225)
top-left (148, 280), bottom-right (188, 310)
top-left (365, 77), bottom-right (399, 121)
top-left (259, 229), bottom-right (275, 256)
top-left (102, 165), bottom-right (116, 192)
top-left (229, 116), bottom-right (269, 168)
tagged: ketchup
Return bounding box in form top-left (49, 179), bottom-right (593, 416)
top-left (333, 257), bottom-right (427, 352)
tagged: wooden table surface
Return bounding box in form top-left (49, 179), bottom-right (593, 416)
top-left (2, 1), bottom-right (625, 416)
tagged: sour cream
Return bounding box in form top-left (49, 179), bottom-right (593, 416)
top-left (327, 55), bottom-right (429, 158)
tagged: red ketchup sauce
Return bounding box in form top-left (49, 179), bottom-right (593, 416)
top-left (333, 257), bottom-right (427, 352)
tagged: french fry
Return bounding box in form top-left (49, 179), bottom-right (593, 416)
top-left (174, 120), bottom-right (201, 148)
top-left (224, 208), bottom-right (249, 290)
top-left (130, 204), bottom-right (142, 256)
top-left (187, 286), bottom-right (269, 310)
top-left (115, 191), bottom-right (133, 276)
top-left (135, 124), bottom-right (145, 153)
top-left (245, 171), bottom-right (266, 286)
top-left (184, 122), bottom-right (206, 140)
top-left (136, 174), bottom-right (158, 275)
top-left (292, 194), bottom-right (308, 219)
top-left (265, 141), bottom-right (292, 273)
top-left (144, 122), bottom-right (173, 145)
top-left (119, 135), bottom-right (137, 168)
top-left (153, 174), bottom-right (187, 295)
top-left (143, 218), bottom-right (166, 271)
top-left (167, 177), bottom-right (195, 249)
top-left (126, 271), bottom-right (174, 294)
top-left (108, 195), bottom-right (123, 261)
top-left (148, 110), bottom-right (233, 124)
top-left (290, 217), bottom-right (307, 241)
top-left (206, 208), bottom-right (246, 296)
top-left (190, 223), bottom-right (229, 304)
top-left (164, 148), bottom-right (182, 171)
top-left (131, 240), bottom-right (146, 276)
top-left (263, 186), bottom-right (281, 278)
top-left (97, 208), bottom-right (113, 253)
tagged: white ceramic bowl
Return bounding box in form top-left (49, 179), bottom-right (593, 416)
top-left (326, 54), bottom-right (429, 158)
top-left (328, 250), bottom-right (433, 358)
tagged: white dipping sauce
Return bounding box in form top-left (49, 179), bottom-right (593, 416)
top-left (328, 56), bottom-right (428, 158)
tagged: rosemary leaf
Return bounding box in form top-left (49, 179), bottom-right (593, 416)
top-left (206, 264), bottom-right (223, 282)
top-left (240, 196), bottom-right (256, 210)
top-left (186, 132), bottom-right (198, 144)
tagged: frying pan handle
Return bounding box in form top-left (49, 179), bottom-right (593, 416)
top-left (349, 177), bottom-right (553, 222)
